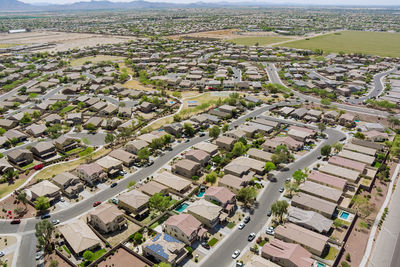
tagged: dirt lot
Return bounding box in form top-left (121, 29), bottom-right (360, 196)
top-left (104, 221), bottom-right (141, 247)
top-left (44, 253), bottom-right (74, 267)
top-left (0, 31), bottom-right (136, 52)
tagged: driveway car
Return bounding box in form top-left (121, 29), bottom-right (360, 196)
top-left (93, 201), bottom-right (101, 207)
top-left (11, 219), bottom-right (21, 224)
top-left (232, 249), bottom-right (241, 259)
top-left (238, 223), bottom-right (245, 230)
top-left (267, 210), bottom-right (272, 217)
top-left (244, 216), bottom-right (250, 223)
top-left (0, 251), bottom-right (4, 257)
top-left (248, 233), bottom-right (256, 241)
top-left (201, 242), bottom-right (210, 250)
top-left (266, 227), bottom-right (275, 235)
top-left (279, 187), bottom-right (284, 193)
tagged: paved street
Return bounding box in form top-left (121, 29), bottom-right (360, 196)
top-left (0, 102), bottom-right (277, 266)
top-left (201, 119), bottom-right (345, 267)
top-left (368, 165), bottom-right (400, 267)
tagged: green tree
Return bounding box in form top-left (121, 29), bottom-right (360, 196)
top-left (127, 180), bottom-right (136, 189)
top-left (149, 193), bottom-right (170, 213)
top-left (150, 138), bottom-right (164, 150)
top-left (83, 250), bottom-right (94, 262)
top-left (317, 122), bottom-right (326, 134)
top-left (354, 132), bottom-right (365, 140)
top-left (205, 172), bottom-right (218, 184)
top-left (133, 232), bottom-right (143, 245)
top-left (34, 196), bottom-right (50, 212)
top-left (284, 182), bottom-right (299, 197)
top-left (237, 187), bottom-right (257, 207)
top-left (292, 169), bottom-right (307, 185)
top-left (222, 123), bottom-right (229, 133)
top-left (209, 126), bottom-right (221, 139)
top-left (85, 123), bottom-right (97, 132)
top-left (264, 162), bottom-right (276, 173)
top-left (20, 113), bottom-right (32, 125)
top-left (17, 191), bottom-right (28, 209)
top-left (49, 260), bottom-right (59, 267)
top-left (271, 200), bottom-right (289, 223)
top-left (104, 133), bottom-right (115, 144)
top-left (138, 147), bottom-right (150, 162)
top-left (320, 98), bottom-right (331, 106)
top-left (183, 123), bottom-right (195, 137)
top-left (173, 114), bottom-right (182, 122)
top-left (332, 142), bottom-right (343, 153)
top-left (35, 220), bottom-right (54, 254)
top-left (232, 141), bottom-right (246, 156)
top-left (320, 145), bottom-right (332, 158)
top-left (162, 134), bottom-right (172, 145)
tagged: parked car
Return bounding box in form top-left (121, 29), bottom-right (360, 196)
top-left (244, 216), bottom-right (251, 224)
top-left (248, 233), bottom-right (256, 241)
top-left (266, 226), bottom-right (275, 235)
top-left (41, 214), bottom-right (50, 220)
top-left (267, 210), bottom-right (272, 217)
top-left (232, 249), bottom-right (241, 259)
top-left (110, 182), bottom-right (118, 188)
top-left (286, 177), bottom-right (291, 182)
top-left (60, 197), bottom-right (65, 202)
top-left (51, 219), bottom-right (60, 225)
top-left (93, 201), bottom-right (101, 207)
top-left (0, 251), bottom-right (4, 257)
top-left (340, 137), bottom-right (346, 141)
top-left (279, 187), bottom-right (284, 193)
top-left (35, 252), bottom-right (42, 260)
top-left (34, 164), bottom-right (44, 170)
top-left (236, 262), bottom-right (244, 267)
top-left (201, 242), bottom-right (210, 249)
top-left (238, 223), bottom-right (245, 230)
top-left (199, 132), bottom-right (206, 137)
top-left (10, 218), bottom-right (21, 224)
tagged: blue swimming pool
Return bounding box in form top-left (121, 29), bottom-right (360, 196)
top-left (196, 191), bottom-right (205, 197)
top-left (175, 203), bottom-right (189, 213)
top-left (316, 262), bottom-right (325, 267)
top-left (340, 211), bottom-right (350, 220)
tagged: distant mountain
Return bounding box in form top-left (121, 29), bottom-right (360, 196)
top-left (1, 0), bottom-right (399, 12)
top-left (0, 0), bottom-right (32, 11)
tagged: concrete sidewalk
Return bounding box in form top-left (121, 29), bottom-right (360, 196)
top-left (367, 164), bottom-right (400, 267)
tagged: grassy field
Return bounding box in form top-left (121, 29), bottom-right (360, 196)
top-left (228, 36), bottom-right (293, 46)
top-left (70, 55), bottom-right (125, 67)
top-left (0, 178), bottom-right (27, 199)
top-left (0, 44), bottom-right (20, 48)
top-left (281, 31), bottom-right (400, 57)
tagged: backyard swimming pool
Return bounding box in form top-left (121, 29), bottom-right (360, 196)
top-left (196, 191), bottom-right (205, 197)
top-left (340, 211), bottom-right (350, 220)
top-left (175, 203), bottom-right (189, 213)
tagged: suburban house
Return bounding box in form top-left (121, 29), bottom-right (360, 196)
top-left (318, 164), bottom-right (359, 183)
top-left (142, 232), bottom-right (186, 266)
top-left (95, 155), bottom-right (123, 177)
top-left (215, 136), bottom-right (236, 151)
top-left (125, 140), bottom-right (149, 154)
top-left (139, 181), bottom-right (168, 196)
top-left (7, 149), bottom-right (33, 167)
top-left (184, 149), bottom-right (210, 166)
top-left (193, 142), bottom-right (218, 156)
top-left (172, 159), bottom-right (201, 178)
top-left (30, 141), bottom-right (57, 160)
top-left (59, 219), bottom-right (102, 255)
top-left (0, 158), bottom-right (14, 174)
top-left (218, 174), bottom-right (248, 194)
top-left (76, 163), bottom-right (107, 185)
top-left (247, 148), bottom-right (273, 162)
top-left (287, 206), bottom-right (333, 234)
top-left (187, 198), bottom-right (223, 228)
top-left (163, 214), bottom-right (207, 245)
top-left (54, 135), bottom-right (78, 153)
top-left (291, 192), bottom-right (337, 219)
top-left (261, 239), bottom-right (315, 267)
top-left (89, 203), bottom-right (126, 234)
top-left (153, 171), bottom-right (192, 195)
top-left (28, 180), bottom-right (61, 202)
top-left (52, 172), bottom-right (83, 198)
top-left (118, 189), bottom-right (149, 218)
top-left (204, 186), bottom-right (236, 214)
top-left (299, 181), bottom-right (343, 204)
top-left (108, 149), bottom-right (137, 167)
top-left (274, 223), bottom-right (329, 257)
top-left (26, 124), bottom-right (47, 137)
top-left (307, 171), bottom-right (347, 191)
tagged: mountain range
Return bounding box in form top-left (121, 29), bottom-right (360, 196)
top-left (0, 0), bottom-right (399, 12)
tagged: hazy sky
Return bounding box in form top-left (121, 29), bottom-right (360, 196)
top-left (20, 0), bottom-right (400, 6)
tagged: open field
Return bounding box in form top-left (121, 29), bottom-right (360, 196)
top-left (168, 28), bottom-right (240, 40)
top-left (33, 147), bottom-right (111, 181)
top-left (70, 55), bottom-right (125, 67)
top-left (0, 43), bottom-right (20, 48)
top-left (0, 31), bottom-right (136, 52)
top-left (228, 36), bottom-right (293, 46)
top-left (0, 178), bottom-right (27, 199)
top-left (281, 31), bottom-right (400, 57)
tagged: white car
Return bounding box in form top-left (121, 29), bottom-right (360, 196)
top-left (266, 226), bottom-right (275, 235)
top-left (232, 249), bottom-right (241, 259)
top-left (51, 219), bottom-right (60, 225)
top-left (0, 251), bottom-right (4, 257)
top-left (238, 222), bottom-right (245, 230)
top-left (286, 177), bottom-right (291, 182)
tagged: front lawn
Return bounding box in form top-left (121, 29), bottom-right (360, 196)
top-left (208, 238), bottom-right (219, 247)
top-left (324, 246), bottom-right (339, 261)
top-left (79, 147), bottom-right (94, 157)
top-left (227, 222), bottom-right (236, 229)
top-left (21, 162), bottom-right (35, 170)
